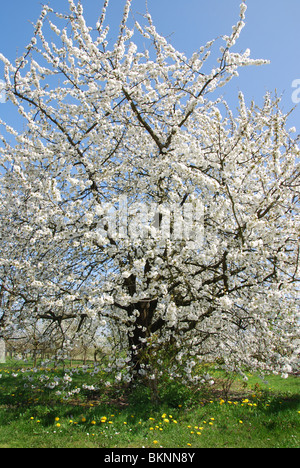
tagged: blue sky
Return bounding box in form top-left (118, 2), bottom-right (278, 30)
top-left (0, 0), bottom-right (299, 130)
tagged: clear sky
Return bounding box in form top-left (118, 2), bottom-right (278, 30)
top-left (0, 0), bottom-right (299, 131)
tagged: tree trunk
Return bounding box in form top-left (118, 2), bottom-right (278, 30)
top-left (127, 298), bottom-right (158, 379)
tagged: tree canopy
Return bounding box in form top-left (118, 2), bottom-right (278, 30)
top-left (0, 0), bottom-right (299, 384)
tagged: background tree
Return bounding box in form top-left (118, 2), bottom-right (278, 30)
top-left (0, 0), bottom-right (299, 383)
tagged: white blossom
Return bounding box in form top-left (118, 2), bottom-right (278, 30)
top-left (0, 0), bottom-right (298, 386)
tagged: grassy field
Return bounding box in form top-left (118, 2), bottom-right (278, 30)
top-left (0, 360), bottom-right (299, 448)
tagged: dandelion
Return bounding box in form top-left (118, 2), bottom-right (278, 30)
top-left (56, 423), bottom-right (61, 428)
top-left (239, 420), bottom-right (243, 424)
top-left (153, 440), bottom-right (158, 444)
top-left (81, 417), bottom-right (86, 423)
top-left (91, 420), bottom-right (96, 425)
top-left (55, 417), bottom-right (60, 422)
top-left (187, 443), bottom-right (192, 447)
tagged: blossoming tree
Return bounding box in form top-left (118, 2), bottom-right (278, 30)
top-left (0, 0), bottom-right (299, 383)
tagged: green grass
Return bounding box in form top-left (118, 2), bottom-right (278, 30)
top-left (0, 361), bottom-right (299, 448)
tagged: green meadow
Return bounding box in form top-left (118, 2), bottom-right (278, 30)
top-left (0, 360), bottom-right (299, 448)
